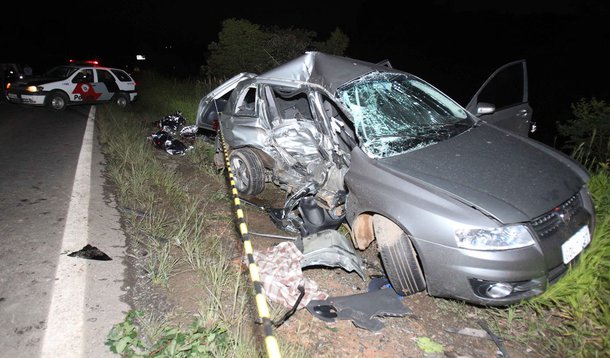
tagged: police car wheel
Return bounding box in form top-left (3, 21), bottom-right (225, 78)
top-left (114, 93), bottom-right (129, 108)
top-left (47, 92), bottom-right (68, 111)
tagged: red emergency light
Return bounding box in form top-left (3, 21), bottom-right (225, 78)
top-left (69, 59), bottom-right (100, 66)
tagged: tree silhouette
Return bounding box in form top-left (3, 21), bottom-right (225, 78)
top-left (203, 18), bottom-right (349, 79)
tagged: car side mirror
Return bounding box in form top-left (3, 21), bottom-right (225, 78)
top-left (476, 102), bottom-right (495, 116)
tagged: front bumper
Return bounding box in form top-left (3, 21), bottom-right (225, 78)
top-left (411, 187), bottom-right (595, 306)
top-left (418, 239), bottom-right (551, 306)
top-left (6, 91), bottom-right (46, 106)
top-left (420, 243), bottom-right (552, 306)
top-left (417, 221), bottom-right (592, 306)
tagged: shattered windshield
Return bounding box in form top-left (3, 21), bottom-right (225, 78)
top-left (337, 71), bottom-right (472, 158)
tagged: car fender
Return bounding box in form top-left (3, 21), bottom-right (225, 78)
top-left (344, 147), bottom-right (498, 252)
top-left (298, 229), bottom-right (365, 279)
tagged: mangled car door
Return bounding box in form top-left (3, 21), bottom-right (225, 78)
top-left (466, 60), bottom-right (534, 137)
top-left (265, 86), bottom-right (329, 186)
top-left (196, 72), bottom-right (256, 131)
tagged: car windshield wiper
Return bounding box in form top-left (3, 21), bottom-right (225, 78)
top-left (368, 132), bottom-right (439, 149)
top-left (367, 120), bottom-right (471, 145)
top-left (422, 120), bottom-right (473, 130)
top-left (416, 120), bottom-right (473, 138)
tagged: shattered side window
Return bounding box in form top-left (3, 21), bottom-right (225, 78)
top-left (235, 86), bottom-right (257, 116)
top-left (337, 72), bottom-right (471, 158)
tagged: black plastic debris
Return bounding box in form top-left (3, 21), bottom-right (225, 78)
top-left (150, 130), bottom-right (171, 148)
top-left (148, 112), bottom-right (196, 156)
top-left (273, 285), bottom-right (305, 328)
top-left (165, 139), bottom-right (193, 156)
top-left (368, 275), bottom-right (393, 291)
top-left (148, 131), bottom-right (194, 156)
top-left (477, 320), bottom-right (509, 358)
top-left (67, 244), bottom-right (112, 261)
top-left (156, 111), bottom-right (186, 134)
top-left (305, 287), bottom-right (412, 331)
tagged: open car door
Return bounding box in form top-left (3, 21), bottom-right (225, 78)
top-left (466, 60), bottom-right (535, 137)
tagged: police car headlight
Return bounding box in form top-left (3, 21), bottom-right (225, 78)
top-left (455, 224), bottom-right (535, 250)
top-left (26, 86), bottom-right (40, 93)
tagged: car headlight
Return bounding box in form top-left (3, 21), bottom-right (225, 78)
top-left (26, 86), bottom-right (39, 93)
top-left (455, 224), bottom-right (535, 250)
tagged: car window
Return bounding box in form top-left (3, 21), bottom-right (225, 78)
top-left (235, 87), bottom-right (257, 116)
top-left (275, 92), bottom-right (313, 121)
top-left (263, 86), bottom-right (316, 124)
top-left (97, 69), bottom-right (115, 83)
top-left (476, 62), bottom-right (525, 110)
top-left (72, 69), bottom-right (94, 83)
top-left (45, 66), bottom-right (78, 79)
top-left (337, 71), bottom-right (471, 158)
top-left (204, 98), bottom-right (227, 131)
top-left (110, 69), bottom-right (133, 82)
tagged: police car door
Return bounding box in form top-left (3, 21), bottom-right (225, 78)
top-left (71, 68), bottom-right (100, 103)
top-left (92, 68), bottom-right (116, 102)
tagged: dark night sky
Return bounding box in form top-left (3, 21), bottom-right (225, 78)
top-left (3, 0), bottom-right (609, 144)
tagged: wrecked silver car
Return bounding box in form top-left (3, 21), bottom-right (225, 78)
top-left (195, 51), bottom-right (595, 306)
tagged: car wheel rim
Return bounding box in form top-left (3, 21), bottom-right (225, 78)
top-left (51, 97), bottom-right (64, 110)
top-left (117, 97), bottom-right (127, 107)
top-left (231, 158), bottom-right (249, 191)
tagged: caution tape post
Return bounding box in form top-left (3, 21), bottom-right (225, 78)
top-left (219, 132), bottom-right (282, 358)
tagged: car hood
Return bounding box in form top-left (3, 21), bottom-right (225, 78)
top-left (377, 123), bottom-right (589, 223)
top-left (12, 77), bottom-right (62, 86)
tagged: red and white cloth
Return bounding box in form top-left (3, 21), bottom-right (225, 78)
top-left (252, 241), bottom-right (328, 309)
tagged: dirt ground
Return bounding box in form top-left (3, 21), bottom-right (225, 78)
top-left (227, 185), bottom-right (539, 358)
top-left (121, 134), bottom-right (543, 358)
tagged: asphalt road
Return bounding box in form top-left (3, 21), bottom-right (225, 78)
top-left (0, 99), bottom-right (130, 357)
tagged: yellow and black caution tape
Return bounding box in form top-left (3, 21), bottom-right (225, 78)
top-left (219, 133), bottom-right (282, 358)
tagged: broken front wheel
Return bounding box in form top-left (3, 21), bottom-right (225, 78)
top-left (373, 215), bottom-right (426, 296)
top-left (228, 148), bottom-right (265, 196)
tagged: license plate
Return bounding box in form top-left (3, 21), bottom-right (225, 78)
top-left (561, 226), bottom-right (591, 264)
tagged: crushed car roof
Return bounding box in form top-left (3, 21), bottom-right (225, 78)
top-left (258, 51), bottom-right (392, 93)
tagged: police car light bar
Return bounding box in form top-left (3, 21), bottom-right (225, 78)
top-left (69, 59), bottom-right (100, 66)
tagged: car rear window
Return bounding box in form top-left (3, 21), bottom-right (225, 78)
top-left (111, 69), bottom-right (133, 82)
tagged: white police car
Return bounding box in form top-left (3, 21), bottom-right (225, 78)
top-left (5, 61), bottom-right (138, 111)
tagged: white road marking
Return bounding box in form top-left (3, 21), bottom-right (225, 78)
top-left (41, 106), bottom-right (96, 358)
